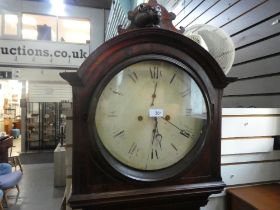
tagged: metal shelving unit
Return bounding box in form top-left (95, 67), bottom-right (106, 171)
top-left (26, 102), bottom-right (71, 151)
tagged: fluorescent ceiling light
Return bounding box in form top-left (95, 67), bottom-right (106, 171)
top-left (50, 0), bottom-right (65, 16)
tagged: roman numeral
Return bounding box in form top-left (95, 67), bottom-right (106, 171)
top-left (170, 73), bottom-right (176, 84)
top-left (150, 66), bottom-right (161, 79)
top-left (113, 130), bottom-right (124, 138)
top-left (108, 114), bottom-right (118, 117)
top-left (151, 149), bottom-right (159, 159)
top-left (185, 108), bottom-right (192, 116)
top-left (180, 89), bottom-right (190, 97)
top-left (108, 111), bottom-right (118, 118)
top-left (110, 88), bottom-right (123, 96)
top-left (128, 142), bottom-right (137, 155)
top-left (128, 71), bottom-right (138, 83)
top-left (180, 130), bottom-right (190, 138)
top-left (171, 143), bottom-right (178, 151)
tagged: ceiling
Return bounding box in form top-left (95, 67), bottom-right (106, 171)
top-left (25, 0), bottom-right (112, 10)
top-left (65, 0), bottom-right (112, 9)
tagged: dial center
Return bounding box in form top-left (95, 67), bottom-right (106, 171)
top-left (138, 116), bottom-right (143, 121)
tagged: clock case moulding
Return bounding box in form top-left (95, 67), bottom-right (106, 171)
top-left (60, 0), bottom-right (236, 209)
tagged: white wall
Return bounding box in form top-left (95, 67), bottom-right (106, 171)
top-left (202, 108), bottom-right (280, 210)
top-left (21, 68), bottom-right (73, 102)
top-left (28, 81), bottom-right (72, 102)
top-left (0, 66), bottom-right (73, 102)
top-left (5, 67), bottom-right (75, 82)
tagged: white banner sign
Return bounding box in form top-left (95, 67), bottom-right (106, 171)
top-left (0, 39), bottom-right (90, 68)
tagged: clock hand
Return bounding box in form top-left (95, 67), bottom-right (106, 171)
top-left (151, 118), bottom-right (157, 160)
top-left (150, 82), bottom-right (158, 106)
top-left (154, 118), bottom-right (162, 149)
top-left (152, 120), bottom-right (156, 145)
top-left (152, 117), bottom-right (162, 148)
top-left (155, 133), bottom-right (162, 149)
top-left (161, 117), bottom-right (190, 138)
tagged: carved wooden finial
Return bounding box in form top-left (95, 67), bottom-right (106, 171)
top-left (118, 0), bottom-right (184, 34)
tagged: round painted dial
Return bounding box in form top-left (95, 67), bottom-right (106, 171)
top-left (93, 60), bottom-right (208, 171)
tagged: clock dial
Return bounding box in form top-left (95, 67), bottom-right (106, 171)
top-left (93, 60), bottom-right (208, 171)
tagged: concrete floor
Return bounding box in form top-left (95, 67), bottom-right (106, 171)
top-left (3, 137), bottom-right (65, 210)
top-left (5, 163), bottom-right (64, 210)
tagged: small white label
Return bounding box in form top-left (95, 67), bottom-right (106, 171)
top-left (149, 108), bottom-right (164, 117)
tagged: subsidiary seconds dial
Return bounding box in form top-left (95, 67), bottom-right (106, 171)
top-left (92, 59), bottom-right (208, 171)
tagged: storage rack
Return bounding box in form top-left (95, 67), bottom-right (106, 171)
top-left (26, 102), bottom-right (71, 151)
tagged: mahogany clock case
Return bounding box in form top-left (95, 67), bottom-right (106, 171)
top-left (61, 27), bottom-right (230, 209)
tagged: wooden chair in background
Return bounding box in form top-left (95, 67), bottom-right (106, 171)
top-left (0, 189), bottom-right (4, 210)
top-left (9, 146), bottom-right (23, 173)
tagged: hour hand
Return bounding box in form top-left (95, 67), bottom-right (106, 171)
top-left (150, 82), bottom-right (157, 106)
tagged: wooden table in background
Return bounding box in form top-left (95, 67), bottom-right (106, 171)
top-left (227, 183), bottom-right (280, 210)
top-left (0, 136), bottom-right (13, 163)
top-left (4, 118), bottom-right (13, 135)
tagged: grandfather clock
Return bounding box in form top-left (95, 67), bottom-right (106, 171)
top-left (61, 1), bottom-right (232, 209)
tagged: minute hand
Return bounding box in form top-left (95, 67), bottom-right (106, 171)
top-left (161, 117), bottom-right (190, 138)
